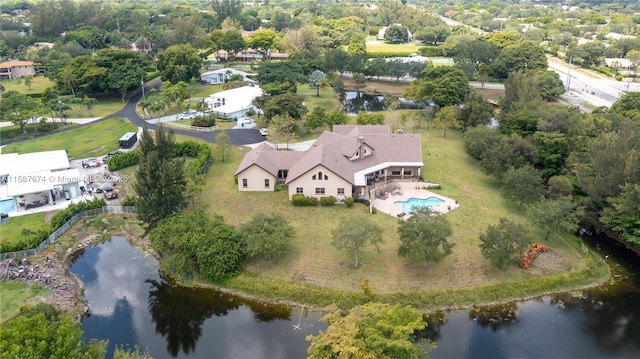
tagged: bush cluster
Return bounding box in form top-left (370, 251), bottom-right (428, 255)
top-left (418, 46), bottom-right (447, 57)
top-left (320, 196), bottom-right (336, 206)
top-left (292, 194), bottom-right (319, 206)
top-left (175, 140), bottom-right (213, 175)
top-left (50, 197), bottom-right (107, 230)
top-left (191, 115), bottom-right (216, 127)
top-left (106, 151), bottom-right (141, 171)
top-left (345, 197), bottom-right (355, 207)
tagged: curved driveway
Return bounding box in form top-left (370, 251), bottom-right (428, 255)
top-left (1, 84), bottom-right (265, 148)
top-left (106, 86), bottom-right (266, 146)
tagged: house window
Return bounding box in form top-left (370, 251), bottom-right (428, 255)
top-left (265, 179), bottom-right (270, 188)
top-left (242, 178), bottom-right (248, 188)
top-left (324, 174), bottom-right (328, 180)
top-left (392, 171), bottom-right (401, 176)
top-left (318, 171), bottom-right (323, 180)
top-left (312, 174), bottom-right (316, 180)
top-left (315, 188), bottom-right (325, 195)
top-left (296, 187), bottom-right (303, 194)
top-left (404, 171), bottom-right (412, 176)
top-left (337, 188), bottom-right (345, 195)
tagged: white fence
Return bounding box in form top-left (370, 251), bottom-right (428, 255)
top-left (0, 206), bottom-right (137, 260)
top-left (159, 122), bottom-right (219, 132)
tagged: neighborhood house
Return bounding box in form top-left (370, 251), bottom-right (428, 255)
top-left (0, 150), bottom-right (82, 214)
top-left (204, 86), bottom-right (263, 119)
top-left (0, 60), bottom-right (35, 80)
top-left (234, 125), bottom-right (424, 201)
top-left (200, 68), bottom-right (257, 85)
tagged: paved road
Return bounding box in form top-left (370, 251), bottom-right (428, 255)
top-left (0, 84), bottom-right (266, 148)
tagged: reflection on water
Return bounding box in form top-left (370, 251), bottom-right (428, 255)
top-left (72, 236), bottom-right (640, 359)
top-left (71, 237), bottom-right (325, 358)
top-left (341, 91), bottom-right (426, 115)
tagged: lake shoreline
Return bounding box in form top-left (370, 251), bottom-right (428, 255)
top-left (6, 214), bottom-right (610, 320)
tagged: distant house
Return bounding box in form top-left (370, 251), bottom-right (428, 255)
top-left (200, 68), bottom-right (257, 85)
top-left (0, 60), bottom-right (35, 80)
top-left (235, 125), bottom-right (424, 200)
top-left (203, 86), bottom-right (263, 119)
top-left (604, 58), bottom-right (635, 71)
top-left (217, 49), bottom-right (289, 62)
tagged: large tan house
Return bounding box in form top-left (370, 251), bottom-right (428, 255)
top-left (0, 60), bottom-right (35, 80)
top-left (234, 125), bottom-right (424, 200)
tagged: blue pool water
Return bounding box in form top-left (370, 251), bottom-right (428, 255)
top-left (395, 197), bottom-right (445, 213)
top-left (0, 199), bottom-right (16, 214)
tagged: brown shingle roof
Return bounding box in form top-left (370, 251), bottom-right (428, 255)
top-left (234, 143), bottom-right (305, 176)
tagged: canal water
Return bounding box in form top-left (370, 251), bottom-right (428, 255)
top-left (342, 91), bottom-right (425, 115)
top-left (71, 236), bottom-right (640, 359)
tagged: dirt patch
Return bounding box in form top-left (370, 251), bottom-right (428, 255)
top-left (526, 250), bottom-right (570, 275)
top-left (0, 215), bottom-right (146, 319)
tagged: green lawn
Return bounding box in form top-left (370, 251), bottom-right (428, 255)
top-left (0, 76), bottom-right (54, 94)
top-left (0, 281), bottom-right (52, 324)
top-left (1, 117), bottom-right (137, 158)
top-left (0, 212), bottom-right (49, 246)
top-left (201, 120), bottom-right (594, 296)
top-left (366, 40), bottom-right (426, 53)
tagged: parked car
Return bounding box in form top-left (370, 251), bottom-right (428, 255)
top-left (260, 128), bottom-right (268, 136)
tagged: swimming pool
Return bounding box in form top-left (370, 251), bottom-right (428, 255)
top-left (0, 199), bottom-right (16, 214)
top-left (395, 197), bottom-right (445, 213)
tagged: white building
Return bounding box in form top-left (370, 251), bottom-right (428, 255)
top-left (0, 150), bottom-right (82, 214)
top-left (203, 86), bottom-right (263, 119)
top-left (200, 68), bottom-right (257, 85)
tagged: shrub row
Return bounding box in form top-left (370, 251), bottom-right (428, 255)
top-left (106, 140), bottom-right (212, 175)
top-left (418, 46), bottom-right (448, 57)
top-left (191, 115), bottom-right (216, 127)
top-left (292, 194), bottom-right (319, 206)
top-left (320, 196), bottom-right (336, 206)
top-left (367, 51), bottom-right (414, 59)
top-left (0, 197), bottom-right (107, 253)
top-left (175, 140), bottom-right (213, 175)
top-left (107, 151), bottom-right (141, 171)
top-left (50, 197), bottom-right (107, 230)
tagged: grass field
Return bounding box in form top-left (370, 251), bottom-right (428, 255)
top-left (1, 117), bottom-right (137, 158)
top-left (0, 76), bottom-right (53, 94)
top-left (366, 39), bottom-right (426, 53)
top-left (0, 212), bottom-right (49, 246)
top-left (0, 281), bottom-right (52, 324)
top-left (201, 119), bottom-right (595, 297)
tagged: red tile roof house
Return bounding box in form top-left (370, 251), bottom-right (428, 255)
top-left (0, 60), bottom-right (35, 80)
top-left (234, 125), bottom-right (424, 201)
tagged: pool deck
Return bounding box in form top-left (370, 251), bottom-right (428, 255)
top-left (371, 182), bottom-right (459, 219)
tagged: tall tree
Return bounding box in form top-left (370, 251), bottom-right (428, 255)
top-left (247, 29), bottom-right (280, 61)
top-left (0, 91), bottom-right (45, 134)
top-left (308, 70), bottom-right (327, 97)
top-left (238, 212), bottom-right (295, 260)
top-left (492, 42), bottom-right (548, 79)
top-left (307, 303), bottom-right (435, 359)
top-left (331, 217), bottom-right (383, 268)
top-left (397, 207), bottom-right (454, 268)
top-left (262, 93), bottom-right (307, 122)
top-left (219, 30), bottom-right (246, 61)
top-left (404, 66), bottom-right (471, 108)
top-left (479, 218), bottom-right (531, 270)
top-left (501, 165), bottom-right (545, 210)
top-left (527, 197), bottom-right (584, 240)
top-left (215, 131), bottom-right (232, 162)
top-left (432, 105), bottom-right (460, 137)
top-left (600, 183), bottom-right (640, 247)
top-left (157, 44), bottom-right (202, 84)
top-left (458, 91), bottom-right (494, 130)
top-left (134, 126), bottom-right (187, 228)
top-left (212, 0), bottom-right (243, 24)
top-left (454, 39), bottom-right (500, 73)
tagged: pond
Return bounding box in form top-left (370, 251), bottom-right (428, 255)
top-left (71, 235), bottom-right (640, 358)
top-left (341, 91), bottom-right (426, 115)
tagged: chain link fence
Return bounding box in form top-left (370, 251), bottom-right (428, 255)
top-left (0, 206), bottom-right (136, 260)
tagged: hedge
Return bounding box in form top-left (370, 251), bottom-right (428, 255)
top-left (367, 51), bottom-right (414, 59)
top-left (320, 196), bottom-right (336, 206)
top-left (418, 46), bottom-right (447, 57)
top-left (107, 151), bottom-right (141, 171)
top-left (106, 140), bottom-right (212, 175)
top-left (292, 194), bottom-right (319, 206)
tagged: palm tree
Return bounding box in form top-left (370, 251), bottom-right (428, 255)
top-left (63, 71), bottom-right (76, 97)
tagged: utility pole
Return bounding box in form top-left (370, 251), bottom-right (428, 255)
top-left (566, 57), bottom-right (572, 91)
top-left (141, 76), bottom-right (145, 102)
